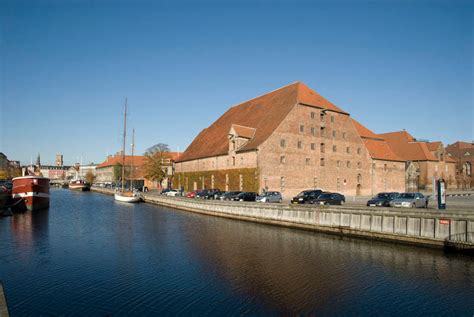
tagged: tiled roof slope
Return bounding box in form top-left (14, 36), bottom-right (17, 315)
top-left (351, 119), bottom-right (404, 162)
top-left (178, 82), bottom-right (348, 162)
top-left (379, 131), bottom-right (438, 161)
top-left (97, 155), bottom-right (147, 168)
top-left (97, 152), bottom-right (181, 168)
top-left (427, 141), bottom-right (442, 151)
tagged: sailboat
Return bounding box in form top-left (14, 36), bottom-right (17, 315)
top-left (114, 98), bottom-right (141, 203)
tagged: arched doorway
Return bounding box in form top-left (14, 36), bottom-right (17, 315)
top-left (356, 184), bottom-right (362, 196)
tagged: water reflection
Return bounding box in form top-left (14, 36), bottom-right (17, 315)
top-left (0, 190), bottom-right (472, 315)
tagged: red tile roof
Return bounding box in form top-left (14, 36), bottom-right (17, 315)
top-left (427, 141), bottom-right (442, 151)
top-left (379, 131), bottom-right (438, 161)
top-left (178, 82), bottom-right (349, 162)
top-left (97, 152), bottom-right (181, 168)
top-left (231, 124), bottom-right (256, 139)
top-left (351, 119), bottom-right (404, 162)
top-left (97, 155), bottom-right (147, 168)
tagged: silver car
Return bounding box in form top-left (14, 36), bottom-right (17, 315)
top-left (256, 191), bottom-right (282, 203)
top-left (391, 192), bottom-right (428, 208)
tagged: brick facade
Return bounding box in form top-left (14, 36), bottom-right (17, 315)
top-left (175, 82), bottom-right (406, 198)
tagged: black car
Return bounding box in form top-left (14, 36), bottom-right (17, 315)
top-left (291, 190), bottom-right (323, 204)
top-left (367, 192), bottom-right (399, 207)
top-left (311, 193), bottom-right (346, 205)
top-left (195, 189), bottom-right (209, 199)
top-left (222, 191), bottom-right (242, 201)
top-left (203, 189), bottom-right (222, 200)
top-left (234, 192), bottom-right (257, 202)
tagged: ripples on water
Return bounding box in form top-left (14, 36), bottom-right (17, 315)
top-left (0, 189), bottom-right (473, 315)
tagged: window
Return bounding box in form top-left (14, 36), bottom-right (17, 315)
top-left (311, 127), bottom-right (316, 135)
top-left (320, 111), bottom-right (326, 121)
top-left (357, 161), bottom-right (362, 169)
top-left (346, 147), bottom-right (350, 154)
top-left (280, 176), bottom-right (285, 192)
top-left (232, 156), bottom-right (236, 166)
top-left (331, 116), bottom-right (335, 123)
top-left (332, 131), bottom-right (336, 138)
top-left (357, 174), bottom-right (362, 183)
top-left (320, 158), bottom-right (325, 166)
top-left (342, 132), bottom-right (346, 139)
top-left (337, 177), bottom-right (340, 190)
top-left (306, 158), bottom-right (311, 165)
top-left (298, 141), bottom-right (303, 149)
top-left (311, 112), bottom-right (315, 119)
top-left (357, 148), bottom-right (361, 155)
top-left (320, 127), bottom-right (325, 137)
top-left (300, 124), bottom-right (305, 133)
top-left (320, 143), bottom-right (325, 153)
top-left (280, 139), bottom-right (286, 148)
top-left (333, 145), bottom-right (337, 152)
top-left (346, 161), bottom-right (351, 168)
top-left (280, 156), bottom-right (286, 164)
top-left (311, 143), bottom-right (315, 150)
top-left (337, 160), bottom-right (341, 167)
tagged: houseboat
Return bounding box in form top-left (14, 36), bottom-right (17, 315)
top-left (12, 176), bottom-right (50, 211)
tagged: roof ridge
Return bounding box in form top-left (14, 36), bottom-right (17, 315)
top-left (227, 82), bottom-right (300, 110)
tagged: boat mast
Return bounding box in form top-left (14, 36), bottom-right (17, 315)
top-left (121, 98), bottom-right (127, 192)
top-left (131, 128), bottom-right (135, 190)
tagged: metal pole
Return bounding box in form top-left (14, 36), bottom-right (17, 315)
top-left (121, 98), bottom-right (127, 192)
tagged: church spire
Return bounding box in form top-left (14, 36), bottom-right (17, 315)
top-left (36, 153), bottom-right (41, 167)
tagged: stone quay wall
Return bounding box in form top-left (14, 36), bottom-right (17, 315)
top-left (90, 187), bottom-right (473, 249)
top-left (141, 194), bottom-right (474, 249)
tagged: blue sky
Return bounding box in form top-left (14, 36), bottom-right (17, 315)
top-left (1, 0), bottom-right (472, 165)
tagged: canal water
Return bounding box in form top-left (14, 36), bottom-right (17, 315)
top-left (0, 189), bottom-right (473, 316)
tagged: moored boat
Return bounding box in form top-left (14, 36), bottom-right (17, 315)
top-left (12, 176), bottom-right (50, 211)
top-left (0, 182), bottom-right (12, 211)
top-left (114, 98), bottom-right (140, 204)
top-left (114, 191), bottom-right (141, 203)
top-left (69, 179), bottom-right (90, 191)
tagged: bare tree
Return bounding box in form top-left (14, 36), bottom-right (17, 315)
top-left (144, 143), bottom-right (170, 156)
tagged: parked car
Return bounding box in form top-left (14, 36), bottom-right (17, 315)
top-left (203, 189), bottom-right (223, 200)
top-left (391, 192), bottom-right (428, 208)
top-left (161, 189), bottom-right (172, 195)
top-left (234, 192), bottom-right (257, 202)
top-left (215, 191), bottom-right (228, 200)
top-left (256, 191), bottom-right (282, 203)
top-left (291, 189), bottom-right (323, 204)
top-left (222, 191), bottom-right (242, 201)
top-left (311, 192), bottom-right (346, 205)
top-left (195, 189), bottom-right (209, 199)
top-left (186, 190), bottom-right (198, 198)
top-left (367, 192), bottom-right (399, 207)
top-left (163, 189), bottom-right (179, 197)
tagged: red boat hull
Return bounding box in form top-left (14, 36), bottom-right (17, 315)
top-left (12, 176), bottom-right (50, 211)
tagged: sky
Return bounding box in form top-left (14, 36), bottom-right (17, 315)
top-left (1, 0), bottom-right (472, 166)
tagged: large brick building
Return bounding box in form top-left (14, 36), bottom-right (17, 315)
top-left (446, 141), bottom-right (473, 189)
top-left (379, 131), bottom-right (457, 191)
top-left (174, 82), bottom-right (406, 197)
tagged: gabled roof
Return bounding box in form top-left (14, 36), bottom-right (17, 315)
top-left (379, 131), bottom-right (438, 161)
top-left (351, 119), bottom-right (404, 162)
top-left (427, 141), bottom-right (442, 151)
top-left (352, 119), bottom-right (384, 141)
top-left (96, 152), bottom-right (181, 169)
top-left (177, 82), bottom-right (349, 162)
top-left (97, 156), bottom-right (147, 168)
top-left (230, 124), bottom-right (256, 139)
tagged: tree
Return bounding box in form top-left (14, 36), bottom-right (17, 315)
top-left (113, 163), bottom-right (128, 182)
top-left (144, 153), bottom-right (166, 185)
top-left (85, 171), bottom-right (96, 184)
top-left (144, 143), bottom-right (170, 156)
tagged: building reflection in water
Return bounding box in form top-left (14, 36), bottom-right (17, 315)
top-left (186, 217), bottom-right (474, 314)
